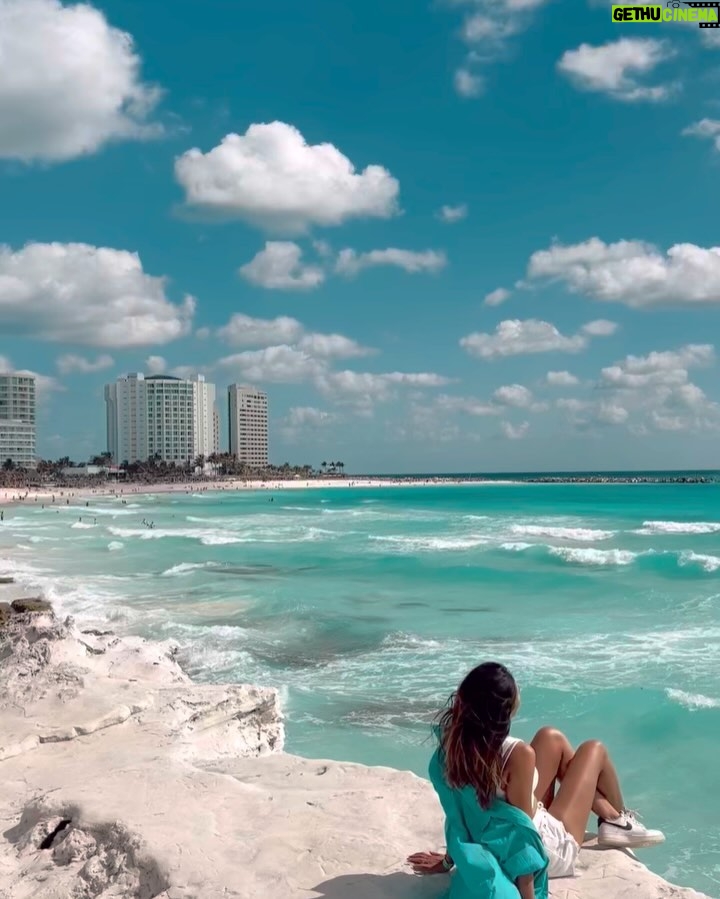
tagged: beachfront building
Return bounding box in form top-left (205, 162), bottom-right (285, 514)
top-left (228, 385), bottom-right (268, 467)
top-left (105, 373), bottom-right (219, 465)
top-left (0, 372), bottom-right (37, 469)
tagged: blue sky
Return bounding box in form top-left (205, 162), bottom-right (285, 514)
top-left (1, 0), bottom-right (720, 473)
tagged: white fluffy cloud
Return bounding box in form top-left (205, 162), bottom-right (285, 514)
top-left (501, 421), bottom-right (529, 440)
top-left (581, 319), bottom-right (618, 337)
top-left (0, 242), bottom-right (194, 347)
top-left (0, 0), bottom-right (162, 163)
top-left (438, 204), bottom-right (468, 223)
top-left (546, 370), bottom-right (579, 387)
top-left (587, 344), bottom-right (719, 434)
top-left (217, 314), bottom-right (304, 348)
top-left (557, 39), bottom-right (673, 102)
top-left (484, 287), bottom-right (511, 307)
top-left (240, 242), bottom-right (325, 290)
top-left (448, 0), bottom-right (550, 96)
top-left (527, 237), bottom-right (720, 307)
top-left (216, 313), bottom-right (372, 360)
top-left (683, 119), bottom-right (720, 152)
top-left (175, 122), bottom-right (399, 233)
top-left (460, 318), bottom-right (608, 360)
top-left (296, 333), bottom-right (374, 360)
top-left (145, 355), bottom-right (167, 374)
top-left (600, 345), bottom-right (714, 390)
top-left (335, 248), bottom-right (447, 276)
top-left (434, 394), bottom-right (499, 417)
top-left (287, 406), bottom-right (335, 427)
top-left (596, 403), bottom-right (629, 426)
top-left (493, 384), bottom-right (533, 408)
top-left (317, 369), bottom-right (451, 411)
top-left (218, 346), bottom-right (325, 384)
top-left (56, 353), bottom-right (114, 375)
top-left (454, 69), bottom-right (484, 97)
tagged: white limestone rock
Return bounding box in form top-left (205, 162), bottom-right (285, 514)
top-left (0, 597), bottom-right (710, 899)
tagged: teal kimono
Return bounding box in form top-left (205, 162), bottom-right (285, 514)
top-left (428, 747), bottom-right (549, 899)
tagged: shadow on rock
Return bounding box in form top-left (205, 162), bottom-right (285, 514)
top-left (310, 871), bottom-right (447, 899)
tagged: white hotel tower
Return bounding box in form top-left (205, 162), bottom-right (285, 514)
top-left (0, 372), bottom-right (37, 468)
top-left (105, 373), bottom-right (218, 465)
top-left (228, 385), bottom-right (268, 467)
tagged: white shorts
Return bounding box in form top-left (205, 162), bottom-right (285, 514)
top-left (533, 804), bottom-right (579, 878)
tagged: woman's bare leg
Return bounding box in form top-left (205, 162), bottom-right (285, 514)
top-left (547, 740), bottom-right (622, 845)
top-left (532, 728), bottom-right (625, 819)
top-left (531, 727), bottom-right (574, 807)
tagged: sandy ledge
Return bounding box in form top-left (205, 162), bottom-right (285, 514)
top-left (0, 584), bottom-right (710, 899)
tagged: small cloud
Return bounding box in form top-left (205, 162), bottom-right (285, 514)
top-left (336, 248), bottom-right (446, 276)
top-left (56, 353), bottom-right (114, 375)
top-left (557, 38), bottom-right (675, 103)
top-left (145, 355), bottom-right (167, 374)
top-left (437, 204), bottom-right (468, 224)
top-left (546, 370), bottom-right (579, 387)
top-left (483, 287), bottom-right (511, 307)
top-left (240, 241), bottom-right (325, 290)
top-left (493, 384), bottom-right (533, 408)
top-left (581, 319), bottom-right (618, 337)
top-left (454, 68), bottom-right (484, 98)
top-left (501, 420), bottom-right (529, 440)
top-left (682, 118), bottom-right (720, 152)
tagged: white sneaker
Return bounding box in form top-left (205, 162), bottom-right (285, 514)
top-left (598, 810), bottom-right (665, 848)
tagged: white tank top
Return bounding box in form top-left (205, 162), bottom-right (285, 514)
top-left (498, 736), bottom-right (539, 813)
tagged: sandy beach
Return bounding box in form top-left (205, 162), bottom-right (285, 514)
top-left (0, 476), bottom-right (503, 507)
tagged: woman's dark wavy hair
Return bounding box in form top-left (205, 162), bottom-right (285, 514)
top-left (438, 662), bottom-right (518, 809)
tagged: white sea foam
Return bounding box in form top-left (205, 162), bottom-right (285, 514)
top-left (70, 521), bottom-right (95, 529)
top-left (368, 534), bottom-right (489, 552)
top-left (161, 562), bottom-right (207, 577)
top-left (510, 524), bottom-right (614, 542)
top-left (678, 551), bottom-right (720, 573)
top-left (549, 546), bottom-right (636, 567)
top-left (666, 688), bottom-right (720, 710)
top-left (635, 520), bottom-right (720, 536)
top-left (108, 523), bottom-right (338, 546)
top-left (500, 542), bottom-right (534, 552)
top-left (107, 541), bottom-right (124, 552)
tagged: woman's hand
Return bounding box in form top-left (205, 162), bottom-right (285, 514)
top-left (406, 850), bottom-right (450, 875)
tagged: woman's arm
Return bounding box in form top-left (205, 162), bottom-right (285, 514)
top-left (505, 742), bottom-right (537, 899)
top-left (505, 742), bottom-right (536, 818)
top-left (516, 874), bottom-right (535, 899)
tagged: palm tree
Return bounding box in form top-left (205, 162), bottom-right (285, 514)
top-left (321, 461), bottom-right (327, 474)
top-left (337, 461), bottom-right (344, 476)
top-left (2, 458), bottom-right (14, 471)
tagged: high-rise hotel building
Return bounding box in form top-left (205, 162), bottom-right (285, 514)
top-left (105, 373), bottom-right (218, 465)
top-left (0, 372), bottom-right (37, 468)
top-left (228, 385), bottom-right (268, 467)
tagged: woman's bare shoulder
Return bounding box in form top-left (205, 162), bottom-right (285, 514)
top-left (506, 740), bottom-right (536, 772)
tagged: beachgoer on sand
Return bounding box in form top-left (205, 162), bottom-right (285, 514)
top-left (408, 662), bottom-right (664, 899)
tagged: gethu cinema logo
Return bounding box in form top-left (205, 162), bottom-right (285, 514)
top-left (611, 2), bottom-right (720, 24)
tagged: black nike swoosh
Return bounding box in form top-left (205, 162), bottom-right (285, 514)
top-left (603, 821), bottom-right (633, 831)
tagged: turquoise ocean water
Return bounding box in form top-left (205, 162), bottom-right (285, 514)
top-left (1, 481), bottom-right (719, 895)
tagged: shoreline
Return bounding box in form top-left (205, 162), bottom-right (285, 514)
top-left (0, 579), bottom-right (710, 899)
top-left (2, 472), bottom-right (718, 506)
top-left (0, 478), bottom-right (497, 506)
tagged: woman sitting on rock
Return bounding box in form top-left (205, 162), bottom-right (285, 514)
top-left (407, 662), bottom-right (664, 899)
